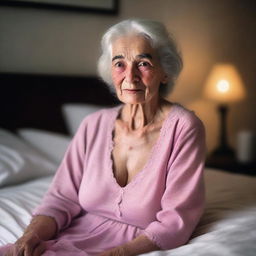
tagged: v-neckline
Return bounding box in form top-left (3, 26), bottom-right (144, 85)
top-left (107, 103), bottom-right (178, 190)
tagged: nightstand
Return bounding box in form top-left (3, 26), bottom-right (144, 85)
top-left (205, 155), bottom-right (256, 176)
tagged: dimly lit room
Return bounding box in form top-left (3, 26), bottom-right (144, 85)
top-left (0, 0), bottom-right (256, 255)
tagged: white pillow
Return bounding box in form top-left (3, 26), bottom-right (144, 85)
top-left (62, 104), bottom-right (104, 135)
top-left (0, 129), bottom-right (57, 187)
top-left (18, 129), bottom-right (71, 165)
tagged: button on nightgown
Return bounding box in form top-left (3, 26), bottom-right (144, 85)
top-left (0, 103), bottom-right (206, 255)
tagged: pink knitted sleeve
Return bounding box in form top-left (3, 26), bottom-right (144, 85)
top-left (33, 118), bottom-right (88, 231)
top-left (142, 115), bottom-right (206, 250)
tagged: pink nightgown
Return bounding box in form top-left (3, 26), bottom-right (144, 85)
top-left (1, 103), bottom-right (206, 255)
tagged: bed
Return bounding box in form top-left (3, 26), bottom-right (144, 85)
top-left (0, 73), bottom-right (256, 255)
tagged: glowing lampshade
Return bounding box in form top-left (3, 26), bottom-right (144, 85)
top-left (204, 64), bottom-right (246, 103)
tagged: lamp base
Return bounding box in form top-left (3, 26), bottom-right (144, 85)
top-left (212, 104), bottom-right (235, 158)
top-left (206, 146), bottom-right (235, 170)
top-left (211, 145), bottom-right (235, 157)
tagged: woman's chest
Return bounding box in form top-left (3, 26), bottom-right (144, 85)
top-left (111, 125), bottom-right (161, 187)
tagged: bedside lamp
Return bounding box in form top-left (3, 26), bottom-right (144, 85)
top-left (204, 63), bottom-right (246, 157)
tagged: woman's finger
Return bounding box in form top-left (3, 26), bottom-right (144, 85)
top-left (32, 242), bottom-right (46, 256)
top-left (16, 245), bottom-right (25, 256)
top-left (24, 236), bottom-right (40, 256)
top-left (4, 245), bottom-right (20, 256)
top-left (24, 244), bottom-right (33, 256)
top-left (5, 244), bottom-right (24, 256)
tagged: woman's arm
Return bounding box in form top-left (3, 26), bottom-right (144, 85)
top-left (140, 115), bottom-right (206, 250)
top-left (5, 116), bottom-right (92, 256)
top-left (32, 117), bottom-right (89, 232)
top-left (5, 215), bottom-right (57, 256)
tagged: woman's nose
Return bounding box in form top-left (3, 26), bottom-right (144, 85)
top-left (125, 65), bottom-right (139, 84)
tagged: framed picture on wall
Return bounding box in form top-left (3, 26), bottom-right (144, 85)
top-left (0, 0), bottom-right (119, 15)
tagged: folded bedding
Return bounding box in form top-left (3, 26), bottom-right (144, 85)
top-left (0, 129), bottom-right (57, 187)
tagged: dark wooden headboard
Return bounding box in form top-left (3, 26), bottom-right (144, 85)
top-left (0, 73), bottom-right (120, 134)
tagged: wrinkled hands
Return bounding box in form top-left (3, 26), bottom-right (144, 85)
top-left (98, 246), bottom-right (130, 256)
top-left (98, 234), bottom-right (159, 256)
top-left (4, 215), bottom-right (57, 256)
top-left (4, 232), bottom-right (46, 256)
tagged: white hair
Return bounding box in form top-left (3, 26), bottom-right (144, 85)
top-left (97, 19), bottom-right (183, 96)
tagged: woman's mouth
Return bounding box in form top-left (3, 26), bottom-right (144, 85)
top-left (123, 89), bottom-right (143, 94)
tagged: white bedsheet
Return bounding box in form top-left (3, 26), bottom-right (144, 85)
top-left (144, 169), bottom-right (256, 256)
top-left (0, 175), bottom-right (53, 245)
top-left (0, 169), bottom-right (256, 255)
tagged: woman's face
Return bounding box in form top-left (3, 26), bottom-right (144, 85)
top-left (111, 35), bottom-right (167, 105)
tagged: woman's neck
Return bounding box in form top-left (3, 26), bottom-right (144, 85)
top-left (121, 97), bottom-right (166, 131)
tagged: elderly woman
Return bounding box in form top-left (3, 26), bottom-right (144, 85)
top-left (3, 19), bottom-right (205, 256)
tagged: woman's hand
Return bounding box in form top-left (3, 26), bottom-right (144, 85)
top-left (98, 246), bottom-right (128, 256)
top-left (4, 232), bottom-right (46, 256)
top-left (4, 215), bottom-right (57, 256)
top-left (99, 235), bottom-right (160, 256)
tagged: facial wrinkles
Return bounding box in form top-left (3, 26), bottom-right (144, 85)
top-left (112, 35), bottom-right (165, 103)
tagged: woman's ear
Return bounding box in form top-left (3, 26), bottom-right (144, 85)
top-left (161, 74), bottom-right (169, 84)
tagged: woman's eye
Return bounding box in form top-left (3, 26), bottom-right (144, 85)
top-left (138, 62), bottom-right (151, 68)
top-left (114, 62), bottom-right (124, 68)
